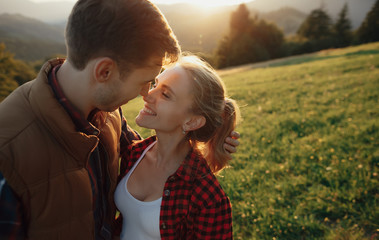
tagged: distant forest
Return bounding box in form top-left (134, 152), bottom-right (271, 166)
top-left (213, 0), bottom-right (379, 68)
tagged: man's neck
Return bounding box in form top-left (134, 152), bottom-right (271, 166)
top-left (56, 61), bottom-right (93, 119)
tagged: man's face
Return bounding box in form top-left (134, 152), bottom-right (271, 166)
top-left (93, 57), bottom-right (163, 112)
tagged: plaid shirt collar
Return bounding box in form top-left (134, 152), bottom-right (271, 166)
top-left (49, 64), bottom-right (99, 135)
top-left (175, 146), bottom-right (205, 182)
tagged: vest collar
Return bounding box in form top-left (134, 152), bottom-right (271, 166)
top-left (29, 59), bottom-right (99, 165)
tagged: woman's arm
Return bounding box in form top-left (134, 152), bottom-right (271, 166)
top-left (194, 196), bottom-right (233, 239)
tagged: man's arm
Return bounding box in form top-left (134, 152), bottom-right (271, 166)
top-left (0, 172), bottom-right (25, 239)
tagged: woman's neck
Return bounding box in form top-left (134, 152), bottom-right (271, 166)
top-left (152, 131), bottom-right (191, 171)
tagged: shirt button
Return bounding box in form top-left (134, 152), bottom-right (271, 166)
top-left (164, 189), bottom-right (170, 196)
top-left (161, 222), bottom-right (167, 229)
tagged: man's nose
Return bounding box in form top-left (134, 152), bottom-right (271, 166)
top-left (140, 82), bottom-right (150, 97)
top-left (142, 85), bottom-right (155, 103)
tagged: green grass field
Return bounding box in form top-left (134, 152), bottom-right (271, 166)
top-left (122, 42), bottom-right (379, 239)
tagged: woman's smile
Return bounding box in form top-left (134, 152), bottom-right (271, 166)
top-left (140, 105), bottom-right (157, 116)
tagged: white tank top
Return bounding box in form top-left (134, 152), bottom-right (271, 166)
top-left (114, 141), bottom-right (162, 240)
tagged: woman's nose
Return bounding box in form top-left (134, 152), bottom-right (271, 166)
top-left (142, 88), bottom-right (155, 103)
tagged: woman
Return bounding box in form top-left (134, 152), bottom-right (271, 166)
top-left (114, 55), bottom-right (241, 239)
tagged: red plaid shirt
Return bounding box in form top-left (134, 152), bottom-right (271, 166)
top-left (117, 136), bottom-right (233, 239)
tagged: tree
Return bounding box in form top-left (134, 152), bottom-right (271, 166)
top-left (0, 43), bottom-right (36, 101)
top-left (294, 8), bottom-right (335, 54)
top-left (250, 19), bottom-right (284, 58)
top-left (356, 0), bottom-right (379, 43)
top-left (215, 36), bottom-right (231, 68)
top-left (229, 33), bottom-right (270, 66)
top-left (214, 4), bottom-right (284, 68)
top-left (230, 4), bottom-right (250, 39)
top-left (297, 8), bottom-right (333, 40)
top-left (334, 3), bottom-right (352, 47)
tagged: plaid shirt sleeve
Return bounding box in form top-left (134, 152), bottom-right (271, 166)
top-left (194, 193), bottom-right (233, 239)
top-left (0, 173), bottom-right (25, 239)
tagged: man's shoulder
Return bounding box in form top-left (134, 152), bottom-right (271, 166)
top-left (0, 82), bottom-right (37, 148)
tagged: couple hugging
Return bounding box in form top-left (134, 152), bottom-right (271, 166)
top-left (0, 0), bottom-right (241, 239)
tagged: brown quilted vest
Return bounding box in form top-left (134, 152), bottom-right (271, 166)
top-left (0, 59), bottom-right (121, 239)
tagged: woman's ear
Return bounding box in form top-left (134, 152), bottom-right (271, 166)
top-left (183, 115), bottom-right (206, 132)
top-left (94, 57), bottom-right (116, 83)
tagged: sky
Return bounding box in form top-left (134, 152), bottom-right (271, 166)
top-left (29, 0), bottom-right (253, 7)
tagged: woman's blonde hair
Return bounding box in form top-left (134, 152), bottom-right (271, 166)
top-left (177, 55), bottom-right (241, 174)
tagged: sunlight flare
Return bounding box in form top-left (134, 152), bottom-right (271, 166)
top-left (152, 0), bottom-right (253, 7)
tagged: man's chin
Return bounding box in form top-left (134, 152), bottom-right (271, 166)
top-left (99, 101), bottom-right (129, 112)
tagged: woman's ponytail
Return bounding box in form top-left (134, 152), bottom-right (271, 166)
top-left (202, 98), bottom-right (241, 174)
top-left (176, 55), bottom-right (241, 174)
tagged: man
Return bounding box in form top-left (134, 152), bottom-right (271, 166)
top-left (0, 0), bottom-right (239, 239)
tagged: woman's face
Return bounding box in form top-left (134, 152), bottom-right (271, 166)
top-left (135, 65), bottom-right (195, 134)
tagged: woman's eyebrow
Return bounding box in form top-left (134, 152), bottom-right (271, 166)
top-left (161, 83), bottom-right (176, 97)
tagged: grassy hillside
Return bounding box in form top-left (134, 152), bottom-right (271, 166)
top-left (122, 42), bottom-right (379, 239)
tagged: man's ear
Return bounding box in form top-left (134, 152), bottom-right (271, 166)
top-left (94, 57), bottom-right (117, 83)
top-left (183, 115), bottom-right (206, 132)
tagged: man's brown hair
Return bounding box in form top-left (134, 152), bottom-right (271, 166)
top-left (65, 0), bottom-right (180, 71)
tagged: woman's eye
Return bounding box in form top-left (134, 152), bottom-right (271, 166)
top-left (162, 92), bottom-right (170, 98)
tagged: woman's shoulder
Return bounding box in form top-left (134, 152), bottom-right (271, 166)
top-left (191, 157), bottom-right (229, 206)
